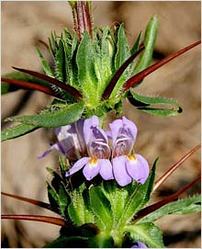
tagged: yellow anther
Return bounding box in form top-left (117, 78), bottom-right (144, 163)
top-left (89, 157), bottom-right (98, 165)
top-left (127, 154), bottom-right (136, 161)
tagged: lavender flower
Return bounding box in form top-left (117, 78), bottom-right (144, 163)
top-left (39, 119), bottom-right (87, 161)
top-left (65, 116), bottom-right (114, 181)
top-left (131, 241), bottom-right (147, 248)
top-left (110, 117), bottom-right (149, 186)
top-left (41, 114), bottom-right (149, 186)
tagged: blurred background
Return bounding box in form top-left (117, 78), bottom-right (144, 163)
top-left (1, 1), bottom-right (201, 248)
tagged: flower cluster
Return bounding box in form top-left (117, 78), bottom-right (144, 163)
top-left (41, 116), bottom-right (149, 186)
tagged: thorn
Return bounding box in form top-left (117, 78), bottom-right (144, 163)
top-left (123, 40), bottom-right (201, 91)
top-left (102, 46), bottom-right (145, 100)
top-left (12, 67), bottom-right (82, 100)
top-left (153, 144), bottom-right (200, 192)
top-left (1, 77), bottom-right (58, 97)
top-left (1, 192), bottom-right (52, 211)
top-left (1, 214), bottom-right (66, 227)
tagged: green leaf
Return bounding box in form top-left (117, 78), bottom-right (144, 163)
top-left (62, 31), bottom-right (79, 87)
top-left (5, 102), bottom-right (84, 128)
top-left (133, 16), bottom-right (158, 74)
top-left (102, 181), bottom-right (129, 226)
top-left (109, 24), bottom-right (131, 100)
top-left (47, 182), bottom-right (60, 214)
top-left (1, 123), bottom-right (38, 142)
top-left (47, 170), bottom-right (70, 216)
top-left (55, 39), bottom-right (66, 82)
top-left (89, 186), bottom-right (112, 230)
top-left (139, 195), bottom-right (201, 223)
top-left (58, 183), bottom-right (71, 217)
top-left (129, 91), bottom-right (182, 117)
top-left (76, 32), bottom-right (98, 105)
top-left (124, 222), bottom-right (164, 248)
top-left (36, 48), bottom-right (54, 77)
top-left (59, 156), bottom-right (69, 173)
top-left (68, 184), bottom-right (94, 225)
top-left (140, 107), bottom-right (182, 117)
top-left (114, 24), bottom-right (130, 70)
top-left (48, 31), bottom-right (59, 57)
top-left (131, 32), bottom-right (142, 55)
top-left (93, 27), bottom-right (114, 95)
top-left (117, 159), bottom-right (157, 227)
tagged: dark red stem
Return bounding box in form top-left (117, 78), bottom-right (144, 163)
top-left (72, 1), bottom-right (93, 40)
top-left (123, 40), bottom-right (201, 91)
top-left (1, 77), bottom-right (58, 97)
top-left (76, 1), bottom-right (85, 40)
top-left (1, 214), bottom-right (66, 227)
top-left (12, 67), bottom-right (82, 100)
top-left (102, 46), bottom-right (145, 100)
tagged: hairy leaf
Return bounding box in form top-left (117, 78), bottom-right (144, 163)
top-left (102, 181), bottom-right (128, 226)
top-left (124, 222), bottom-right (164, 248)
top-left (63, 31), bottom-right (79, 87)
top-left (76, 32), bottom-right (98, 105)
top-left (47, 182), bottom-right (60, 214)
top-left (117, 159), bottom-right (157, 227)
top-left (129, 91), bottom-right (182, 116)
top-left (115, 24), bottom-right (130, 70)
top-left (5, 102), bottom-right (84, 128)
top-left (109, 24), bottom-right (131, 100)
top-left (1, 123), bottom-right (38, 142)
top-left (55, 40), bottom-right (66, 82)
top-left (93, 27), bottom-right (114, 95)
top-left (36, 48), bottom-right (54, 77)
top-left (131, 32), bottom-right (142, 55)
top-left (68, 185), bottom-right (94, 225)
top-left (89, 186), bottom-right (112, 230)
top-left (139, 195), bottom-right (201, 223)
top-left (48, 31), bottom-right (59, 57)
top-left (133, 16), bottom-right (158, 74)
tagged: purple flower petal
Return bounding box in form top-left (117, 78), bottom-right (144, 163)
top-left (83, 115), bottom-right (100, 144)
top-left (55, 125), bottom-right (71, 141)
top-left (55, 120), bottom-right (86, 159)
top-left (110, 117), bottom-right (138, 158)
top-left (65, 157), bottom-right (89, 177)
top-left (112, 156), bottom-right (132, 186)
top-left (131, 241), bottom-right (147, 248)
top-left (109, 119), bottom-right (123, 146)
top-left (122, 116), bottom-right (137, 140)
top-left (38, 142), bottom-right (65, 159)
top-left (105, 130), bottom-right (112, 139)
top-left (74, 119), bottom-right (86, 154)
top-left (83, 160), bottom-right (100, 180)
top-left (99, 159), bottom-right (114, 180)
top-left (126, 154), bottom-right (149, 184)
top-left (40, 119), bottom-right (87, 161)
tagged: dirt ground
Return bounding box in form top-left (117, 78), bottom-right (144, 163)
top-left (1, 1), bottom-right (201, 248)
